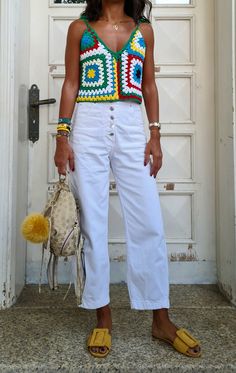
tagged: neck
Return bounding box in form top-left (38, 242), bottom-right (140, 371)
top-left (101, 0), bottom-right (126, 22)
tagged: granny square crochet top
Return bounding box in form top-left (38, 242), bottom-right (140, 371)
top-left (76, 15), bottom-right (148, 105)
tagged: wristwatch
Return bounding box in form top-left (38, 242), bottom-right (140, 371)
top-left (149, 121), bottom-right (161, 130)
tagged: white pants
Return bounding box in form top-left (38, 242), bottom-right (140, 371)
top-left (69, 101), bottom-right (170, 310)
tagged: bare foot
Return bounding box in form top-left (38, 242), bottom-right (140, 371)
top-left (152, 309), bottom-right (201, 357)
top-left (90, 304), bottom-right (112, 355)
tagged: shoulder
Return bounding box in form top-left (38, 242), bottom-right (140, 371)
top-left (138, 19), bottom-right (154, 46)
top-left (67, 18), bottom-right (87, 40)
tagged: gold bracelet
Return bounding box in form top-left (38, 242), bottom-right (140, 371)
top-left (57, 126), bottom-right (70, 133)
top-left (57, 123), bottom-right (71, 128)
top-left (57, 124), bottom-right (70, 129)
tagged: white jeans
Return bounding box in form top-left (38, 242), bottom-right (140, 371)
top-left (69, 101), bottom-right (170, 310)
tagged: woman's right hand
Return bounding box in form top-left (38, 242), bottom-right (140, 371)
top-left (54, 137), bottom-right (75, 175)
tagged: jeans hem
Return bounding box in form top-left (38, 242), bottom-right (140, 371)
top-left (78, 298), bottom-right (110, 310)
top-left (130, 298), bottom-right (170, 310)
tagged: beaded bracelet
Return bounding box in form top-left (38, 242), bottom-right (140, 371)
top-left (56, 132), bottom-right (69, 138)
top-left (58, 117), bottom-right (71, 125)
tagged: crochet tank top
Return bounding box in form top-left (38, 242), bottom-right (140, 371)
top-left (76, 15), bottom-right (148, 105)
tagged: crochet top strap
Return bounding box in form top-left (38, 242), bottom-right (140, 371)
top-left (138, 16), bottom-right (151, 24)
top-left (79, 14), bottom-right (89, 28)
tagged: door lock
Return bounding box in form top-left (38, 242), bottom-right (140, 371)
top-left (28, 84), bottom-right (56, 143)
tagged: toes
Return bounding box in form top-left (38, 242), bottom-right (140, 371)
top-left (99, 346), bottom-right (108, 354)
top-left (194, 345), bottom-right (201, 353)
top-left (188, 345), bottom-right (201, 356)
top-left (90, 346), bottom-right (107, 355)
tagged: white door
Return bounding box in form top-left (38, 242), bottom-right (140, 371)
top-left (153, 0), bottom-right (215, 283)
top-left (27, 0), bottom-right (216, 284)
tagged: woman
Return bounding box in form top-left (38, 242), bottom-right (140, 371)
top-left (54, 0), bottom-right (201, 358)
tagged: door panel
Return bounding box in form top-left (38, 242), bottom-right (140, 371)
top-left (154, 16), bottom-right (195, 65)
top-left (158, 74), bottom-right (195, 123)
top-left (27, 0), bottom-right (216, 284)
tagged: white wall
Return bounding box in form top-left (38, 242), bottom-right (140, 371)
top-left (0, 0), bottom-right (30, 308)
top-left (215, 0), bottom-right (236, 305)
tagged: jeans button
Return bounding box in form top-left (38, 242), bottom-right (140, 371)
top-left (110, 106), bottom-right (114, 111)
top-left (110, 115), bottom-right (114, 120)
top-left (109, 132), bottom-right (114, 136)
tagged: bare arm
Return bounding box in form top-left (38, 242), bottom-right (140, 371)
top-left (54, 19), bottom-right (85, 175)
top-left (58, 19), bottom-right (85, 117)
top-left (140, 23), bottom-right (162, 177)
top-left (141, 23), bottom-right (160, 128)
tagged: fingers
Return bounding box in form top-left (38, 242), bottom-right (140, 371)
top-left (144, 144), bottom-right (151, 166)
top-left (69, 150), bottom-right (75, 172)
top-left (144, 143), bottom-right (163, 178)
top-left (55, 157), bottom-right (74, 176)
top-left (54, 148), bottom-right (75, 176)
top-left (150, 156), bottom-right (162, 178)
top-left (150, 149), bottom-right (162, 177)
top-left (56, 163), bottom-right (67, 176)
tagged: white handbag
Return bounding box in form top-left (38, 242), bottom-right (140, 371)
top-left (39, 175), bottom-right (85, 305)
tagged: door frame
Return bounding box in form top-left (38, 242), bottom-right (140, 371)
top-left (0, 0), bottom-right (30, 309)
top-left (0, 0), bottom-right (17, 309)
top-left (214, 0), bottom-right (236, 306)
top-left (233, 0), bottom-right (236, 306)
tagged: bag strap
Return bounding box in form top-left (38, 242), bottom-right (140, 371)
top-left (53, 255), bottom-right (59, 289)
top-left (38, 245), bottom-right (45, 294)
top-left (47, 252), bottom-right (54, 290)
top-left (47, 253), bottom-right (58, 290)
top-left (38, 218), bottom-right (52, 294)
top-left (63, 280), bottom-right (72, 301)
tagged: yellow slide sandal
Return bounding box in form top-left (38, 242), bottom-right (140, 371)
top-left (153, 328), bottom-right (201, 358)
top-left (87, 328), bottom-right (111, 358)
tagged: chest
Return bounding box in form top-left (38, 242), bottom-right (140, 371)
top-left (85, 23), bottom-right (140, 53)
top-left (80, 26), bottom-right (146, 61)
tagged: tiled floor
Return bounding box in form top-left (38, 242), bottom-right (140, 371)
top-left (0, 284), bottom-right (236, 372)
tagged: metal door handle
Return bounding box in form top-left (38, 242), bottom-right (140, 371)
top-left (28, 84), bottom-right (56, 143)
top-left (30, 98), bottom-right (56, 108)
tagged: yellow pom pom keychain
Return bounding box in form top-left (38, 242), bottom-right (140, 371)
top-left (21, 213), bottom-right (49, 243)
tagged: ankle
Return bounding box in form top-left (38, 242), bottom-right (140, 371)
top-left (96, 305), bottom-right (112, 324)
top-left (153, 309), bottom-right (170, 326)
top-left (96, 304), bottom-right (111, 316)
top-left (96, 306), bottom-right (112, 333)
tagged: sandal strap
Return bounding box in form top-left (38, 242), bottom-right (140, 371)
top-left (87, 328), bottom-right (111, 349)
top-left (173, 328), bottom-right (200, 353)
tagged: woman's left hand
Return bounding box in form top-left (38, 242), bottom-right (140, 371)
top-left (144, 130), bottom-right (162, 178)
